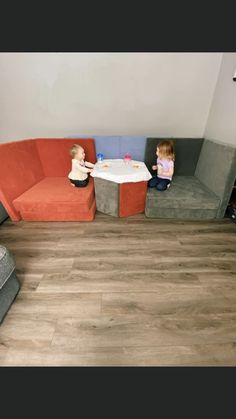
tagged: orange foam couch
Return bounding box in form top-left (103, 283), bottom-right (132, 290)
top-left (0, 138), bottom-right (96, 221)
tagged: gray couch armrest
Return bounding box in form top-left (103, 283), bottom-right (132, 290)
top-left (195, 138), bottom-right (236, 217)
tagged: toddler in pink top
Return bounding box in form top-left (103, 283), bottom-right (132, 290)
top-left (148, 140), bottom-right (175, 191)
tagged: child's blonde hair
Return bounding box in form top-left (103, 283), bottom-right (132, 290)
top-left (157, 140), bottom-right (175, 160)
top-left (69, 144), bottom-right (83, 158)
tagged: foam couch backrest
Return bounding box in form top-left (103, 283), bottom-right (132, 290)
top-left (145, 138), bottom-right (204, 175)
top-left (195, 138), bottom-right (236, 217)
top-left (0, 139), bottom-right (44, 221)
top-left (36, 138), bottom-right (96, 177)
top-left (68, 136), bottom-right (147, 161)
top-left (93, 136), bottom-right (147, 161)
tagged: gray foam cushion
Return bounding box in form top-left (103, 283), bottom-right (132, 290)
top-left (195, 139), bottom-right (236, 217)
top-left (146, 176), bottom-right (220, 209)
top-left (0, 246), bottom-right (16, 289)
top-left (0, 202), bottom-right (8, 224)
top-left (145, 138), bottom-right (204, 176)
top-left (94, 177), bottom-right (119, 216)
top-left (145, 176), bottom-right (220, 218)
top-left (0, 272), bottom-right (20, 323)
top-left (0, 246), bottom-right (20, 324)
top-left (145, 206), bottom-right (218, 219)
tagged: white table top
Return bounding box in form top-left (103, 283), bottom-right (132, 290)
top-left (91, 159), bottom-right (152, 184)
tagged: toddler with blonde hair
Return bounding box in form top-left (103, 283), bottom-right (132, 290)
top-left (68, 144), bottom-right (94, 187)
top-left (148, 140), bottom-right (175, 191)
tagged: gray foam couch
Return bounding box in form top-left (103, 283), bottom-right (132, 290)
top-left (0, 246), bottom-right (20, 323)
top-left (145, 138), bottom-right (236, 219)
top-left (0, 202), bottom-right (8, 224)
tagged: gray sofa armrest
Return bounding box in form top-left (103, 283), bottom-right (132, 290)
top-left (195, 138), bottom-right (236, 217)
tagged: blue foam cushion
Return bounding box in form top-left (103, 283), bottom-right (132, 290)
top-left (120, 136), bottom-right (146, 161)
top-left (93, 136), bottom-right (120, 159)
top-left (66, 135), bottom-right (146, 161)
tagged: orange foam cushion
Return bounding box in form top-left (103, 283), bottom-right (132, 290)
top-left (0, 139), bottom-right (44, 221)
top-left (13, 177), bottom-right (96, 221)
top-left (119, 181), bottom-right (148, 217)
top-left (36, 138), bottom-right (96, 177)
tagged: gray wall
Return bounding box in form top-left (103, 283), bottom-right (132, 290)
top-left (204, 53), bottom-right (236, 146)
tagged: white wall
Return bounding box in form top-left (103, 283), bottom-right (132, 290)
top-left (204, 53), bottom-right (236, 146)
top-left (0, 53), bottom-right (222, 141)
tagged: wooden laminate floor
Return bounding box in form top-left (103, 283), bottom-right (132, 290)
top-left (0, 213), bottom-right (236, 366)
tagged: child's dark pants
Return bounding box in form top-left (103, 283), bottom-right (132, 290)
top-left (148, 176), bottom-right (170, 191)
top-left (69, 178), bottom-right (89, 187)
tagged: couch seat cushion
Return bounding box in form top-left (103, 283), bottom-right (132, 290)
top-left (145, 176), bottom-right (220, 219)
top-left (13, 177), bottom-right (95, 220)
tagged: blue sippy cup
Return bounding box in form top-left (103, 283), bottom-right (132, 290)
top-left (97, 153), bottom-right (104, 163)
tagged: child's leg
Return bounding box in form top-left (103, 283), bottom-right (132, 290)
top-left (78, 178), bottom-right (89, 187)
top-left (70, 178), bottom-right (89, 188)
top-left (156, 178), bottom-right (171, 191)
top-left (148, 176), bottom-right (159, 188)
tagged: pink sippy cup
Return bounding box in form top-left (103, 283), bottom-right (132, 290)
top-left (123, 152), bottom-right (132, 164)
